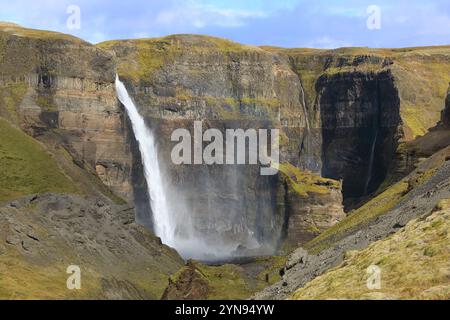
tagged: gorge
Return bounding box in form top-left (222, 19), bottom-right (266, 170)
top-left (1, 23), bottom-right (450, 299)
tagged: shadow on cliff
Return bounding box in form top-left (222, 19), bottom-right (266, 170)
top-left (318, 70), bottom-right (402, 208)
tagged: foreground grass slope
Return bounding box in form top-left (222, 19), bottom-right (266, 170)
top-left (293, 201), bottom-right (450, 300)
top-left (0, 118), bottom-right (79, 202)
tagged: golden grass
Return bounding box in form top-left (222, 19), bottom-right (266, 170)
top-left (293, 205), bottom-right (450, 300)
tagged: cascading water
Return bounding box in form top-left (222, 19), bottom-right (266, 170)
top-left (115, 75), bottom-right (275, 261)
top-left (115, 76), bottom-right (174, 246)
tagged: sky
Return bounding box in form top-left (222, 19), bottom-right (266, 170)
top-left (0, 0), bottom-right (449, 48)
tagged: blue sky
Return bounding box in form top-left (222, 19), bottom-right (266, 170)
top-left (0, 0), bottom-right (449, 48)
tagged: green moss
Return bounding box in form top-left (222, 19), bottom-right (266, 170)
top-left (0, 82), bottom-right (27, 124)
top-left (0, 117), bottom-right (80, 202)
top-left (240, 97), bottom-right (279, 108)
top-left (435, 199), bottom-right (450, 211)
top-left (278, 162), bottom-right (340, 197)
top-left (255, 256), bottom-right (287, 287)
top-left (35, 95), bottom-right (58, 111)
top-left (198, 263), bottom-right (252, 300)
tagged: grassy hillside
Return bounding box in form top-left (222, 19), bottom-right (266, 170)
top-left (0, 118), bottom-right (79, 202)
top-left (293, 202), bottom-right (450, 300)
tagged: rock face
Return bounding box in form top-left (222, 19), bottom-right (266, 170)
top-left (0, 24), bottom-right (134, 201)
top-left (317, 70), bottom-right (401, 201)
top-left (276, 163), bottom-right (345, 245)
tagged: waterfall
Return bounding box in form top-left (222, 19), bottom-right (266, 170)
top-left (115, 76), bottom-right (174, 246)
top-left (364, 130), bottom-right (378, 195)
top-left (115, 75), bottom-right (273, 261)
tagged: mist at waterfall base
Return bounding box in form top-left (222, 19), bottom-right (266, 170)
top-left (115, 76), bottom-right (270, 261)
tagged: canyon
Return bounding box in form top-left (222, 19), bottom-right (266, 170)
top-left (0, 22), bottom-right (449, 299)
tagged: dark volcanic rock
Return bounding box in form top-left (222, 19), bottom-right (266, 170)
top-left (0, 193), bottom-right (184, 299)
top-left (318, 71), bottom-right (402, 203)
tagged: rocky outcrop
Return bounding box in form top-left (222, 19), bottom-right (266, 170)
top-left (0, 23), bottom-right (133, 201)
top-left (276, 163), bottom-right (345, 245)
top-left (272, 47), bottom-right (450, 203)
top-left (162, 260), bottom-right (210, 300)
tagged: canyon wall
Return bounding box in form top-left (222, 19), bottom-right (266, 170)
top-left (0, 23), bottom-right (133, 201)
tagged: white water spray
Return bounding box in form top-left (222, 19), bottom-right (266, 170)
top-left (115, 76), bottom-right (174, 245)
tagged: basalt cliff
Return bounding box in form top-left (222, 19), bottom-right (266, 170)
top-left (0, 23), bottom-right (449, 299)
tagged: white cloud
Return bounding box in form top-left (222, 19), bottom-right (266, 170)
top-left (307, 36), bottom-right (353, 49)
top-left (155, 0), bottom-right (267, 29)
